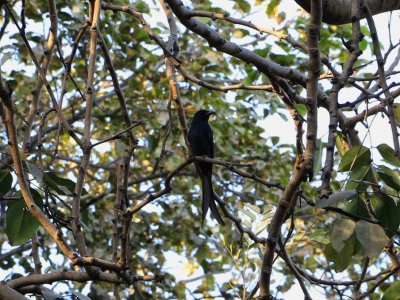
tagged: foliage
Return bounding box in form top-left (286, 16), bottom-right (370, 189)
top-left (0, 0), bottom-right (400, 299)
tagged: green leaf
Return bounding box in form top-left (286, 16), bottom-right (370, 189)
top-left (355, 220), bottom-right (387, 258)
top-left (244, 203), bottom-right (260, 214)
top-left (313, 139), bottom-right (323, 178)
top-left (294, 104), bottom-right (306, 117)
top-left (271, 136), bottom-right (280, 146)
top-left (195, 244), bottom-right (208, 263)
top-left (393, 103), bottom-right (400, 124)
top-left (266, 0), bottom-right (281, 17)
top-left (374, 193), bottom-right (400, 237)
top-left (278, 112), bottom-right (288, 121)
top-left (339, 50), bottom-right (349, 64)
top-left (346, 195), bottom-right (370, 219)
top-left (330, 219), bottom-right (355, 252)
top-left (360, 25), bottom-right (371, 37)
top-left (335, 131), bottom-right (347, 157)
top-left (270, 54), bottom-right (295, 66)
top-left (345, 166), bottom-right (372, 192)
top-left (359, 39), bottom-right (368, 51)
top-left (377, 144), bottom-right (400, 167)
top-left (147, 135), bottom-right (158, 153)
top-left (316, 190), bottom-right (357, 208)
top-left (233, 0), bottom-right (251, 14)
top-left (309, 229), bottom-right (329, 244)
top-left (350, 232), bottom-right (363, 256)
top-left (0, 170), bottom-right (13, 194)
top-left (338, 146), bottom-right (371, 172)
top-left (377, 165), bottom-right (400, 192)
top-left (243, 70), bottom-right (259, 85)
top-left (25, 161), bottom-right (43, 184)
top-left (6, 189), bottom-right (43, 245)
top-left (382, 281), bottom-right (400, 300)
top-left (255, 219), bottom-right (270, 235)
top-left (242, 219), bottom-right (252, 229)
top-left (43, 171), bottom-right (86, 196)
top-left (325, 239), bottom-right (353, 272)
top-left (135, 29), bottom-right (148, 41)
top-left (239, 205), bottom-right (257, 221)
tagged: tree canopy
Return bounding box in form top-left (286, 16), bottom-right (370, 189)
top-left (1, 0), bottom-right (400, 299)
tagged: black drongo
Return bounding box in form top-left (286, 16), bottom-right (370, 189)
top-left (188, 109), bottom-right (224, 226)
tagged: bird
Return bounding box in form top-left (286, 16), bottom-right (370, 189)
top-left (188, 109), bottom-right (225, 227)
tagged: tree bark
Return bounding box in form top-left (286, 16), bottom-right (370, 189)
top-left (0, 284), bottom-right (28, 300)
top-left (295, 0), bottom-right (400, 24)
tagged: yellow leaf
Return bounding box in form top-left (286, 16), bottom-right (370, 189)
top-left (183, 261), bottom-right (198, 276)
top-left (233, 29), bottom-right (243, 38)
top-left (20, 151), bottom-right (32, 160)
top-left (393, 104), bottom-right (400, 124)
top-left (267, 6), bottom-right (278, 18)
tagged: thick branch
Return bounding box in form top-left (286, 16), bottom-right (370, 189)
top-left (165, 0), bottom-right (307, 88)
top-left (295, 0), bottom-right (400, 25)
top-left (0, 284), bottom-right (27, 300)
top-left (258, 0), bottom-right (322, 297)
top-left (6, 270), bottom-right (162, 290)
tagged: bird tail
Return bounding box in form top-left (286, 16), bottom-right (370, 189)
top-left (209, 194), bottom-right (225, 226)
top-left (201, 174), bottom-right (211, 227)
top-left (201, 174), bottom-right (225, 226)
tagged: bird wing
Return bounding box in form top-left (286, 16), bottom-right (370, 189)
top-left (208, 124), bottom-right (214, 158)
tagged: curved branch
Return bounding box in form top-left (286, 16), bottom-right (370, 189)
top-left (22, 0), bottom-right (58, 152)
top-left (165, 0), bottom-right (307, 88)
top-left (0, 82), bottom-right (76, 261)
top-left (6, 270), bottom-right (162, 290)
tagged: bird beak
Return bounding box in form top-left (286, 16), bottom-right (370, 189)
top-left (207, 110), bottom-right (216, 116)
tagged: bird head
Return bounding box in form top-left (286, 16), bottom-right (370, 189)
top-left (193, 109), bottom-right (215, 121)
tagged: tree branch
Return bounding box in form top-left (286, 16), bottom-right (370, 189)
top-left (294, 0), bottom-right (400, 25)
